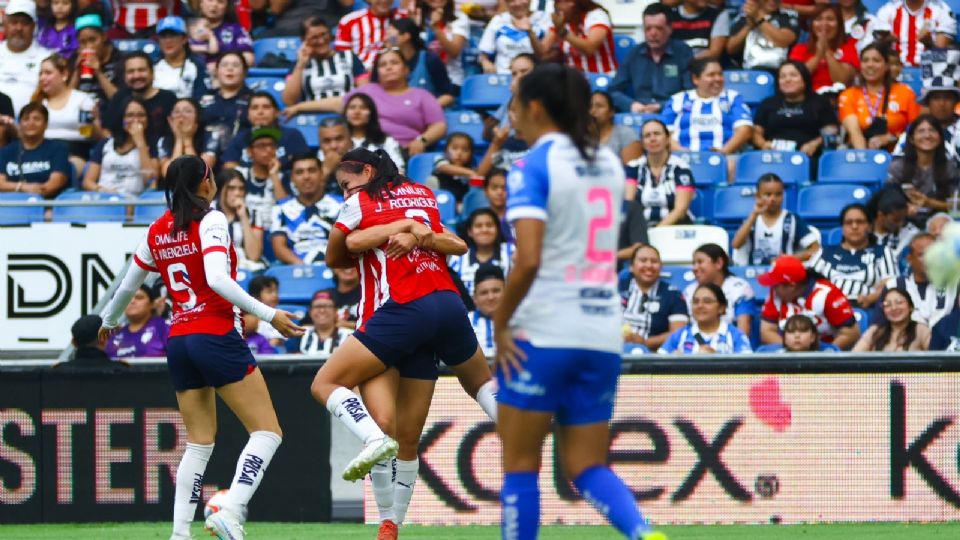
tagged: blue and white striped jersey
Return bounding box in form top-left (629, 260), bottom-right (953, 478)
top-left (662, 89), bottom-right (753, 151)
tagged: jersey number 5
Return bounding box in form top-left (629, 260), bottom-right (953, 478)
top-left (167, 263), bottom-right (197, 310)
top-left (586, 187), bottom-right (614, 264)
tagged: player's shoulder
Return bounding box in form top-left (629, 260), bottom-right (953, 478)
top-left (199, 209), bottom-right (229, 233)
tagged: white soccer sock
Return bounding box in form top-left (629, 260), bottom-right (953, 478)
top-left (224, 431), bottom-right (282, 517)
top-left (370, 458), bottom-right (396, 523)
top-left (475, 379), bottom-right (498, 422)
top-left (172, 442), bottom-right (214, 536)
top-left (393, 458), bottom-right (419, 524)
top-left (326, 386), bottom-right (386, 445)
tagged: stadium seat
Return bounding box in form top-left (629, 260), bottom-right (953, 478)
top-left (614, 112), bottom-right (660, 136)
top-left (435, 189), bottom-right (457, 225)
top-left (689, 188), bottom-right (712, 221)
top-left (253, 37), bottom-right (302, 66)
top-left (0, 192), bottom-right (44, 224)
top-left (730, 265), bottom-right (770, 305)
top-left (675, 151), bottom-right (727, 186)
top-left (236, 269), bottom-right (254, 293)
top-left (407, 152), bottom-right (441, 184)
top-left (648, 225), bottom-right (729, 265)
top-left (586, 73), bottom-right (613, 92)
top-left (277, 303), bottom-right (307, 322)
top-left (797, 184), bottom-right (872, 226)
top-left (114, 39), bottom-right (160, 61)
top-left (947, 0), bottom-right (960, 16)
top-left (460, 188), bottom-right (490, 219)
top-left (660, 265), bottom-right (695, 292)
top-left (724, 70), bottom-right (775, 106)
top-left (245, 77), bottom-right (287, 109)
top-left (51, 191), bottom-right (126, 223)
top-left (853, 307), bottom-right (870, 335)
top-left (614, 34), bottom-right (636, 65)
top-left (817, 150), bottom-right (891, 186)
top-left (265, 264), bottom-right (336, 304)
top-left (713, 186), bottom-right (759, 228)
top-left (756, 344), bottom-right (785, 353)
top-left (132, 190), bottom-right (167, 225)
top-left (283, 113), bottom-right (337, 150)
top-left (861, 0), bottom-right (886, 12)
top-left (460, 74), bottom-right (511, 110)
top-left (898, 67), bottom-right (923, 97)
top-left (622, 343), bottom-right (650, 355)
top-left (444, 110), bottom-right (486, 149)
top-left (826, 226), bottom-right (844, 246)
top-left (735, 151), bottom-right (809, 185)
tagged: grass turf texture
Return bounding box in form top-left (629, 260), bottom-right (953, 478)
top-left (0, 523), bottom-right (957, 539)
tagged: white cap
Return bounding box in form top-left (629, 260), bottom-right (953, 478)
top-left (5, 0), bottom-right (36, 21)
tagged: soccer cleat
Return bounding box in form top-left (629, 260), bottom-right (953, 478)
top-left (204, 509), bottom-right (246, 540)
top-left (376, 519), bottom-right (399, 540)
top-left (343, 437), bottom-right (399, 482)
top-left (640, 531), bottom-right (668, 540)
top-left (170, 535), bottom-right (194, 540)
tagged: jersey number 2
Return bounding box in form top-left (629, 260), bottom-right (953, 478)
top-left (167, 263), bottom-right (197, 310)
top-left (586, 187), bottom-right (614, 264)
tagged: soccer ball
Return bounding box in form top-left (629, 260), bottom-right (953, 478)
top-left (924, 222), bottom-right (960, 288)
top-left (204, 489), bottom-right (230, 519)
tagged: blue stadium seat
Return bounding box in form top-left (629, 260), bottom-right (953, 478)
top-left (798, 184), bottom-right (872, 226)
top-left (613, 112), bottom-right (660, 136)
top-left (460, 188), bottom-right (490, 219)
top-left (947, 0), bottom-right (960, 17)
top-left (265, 264), bottom-right (336, 304)
top-left (724, 70), bottom-right (775, 106)
top-left (114, 39), bottom-right (160, 61)
top-left (51, 191), bottom-right (126, 223)
top-left (245, 77), bottom-right (287, 109)
top-left (461, 74), bottom-right (511, 110)
top-left (713, 186), bottom-right (759, 228)
top-left (248, 67), bottom-right (290, 78)
top-left (730, 265), bottom-right (770, 305)
top-left (622, 343), bottom-right (650, 355)
top-left (756, 344), bottom-right (784, 353)
top-left (853, 307), bottom-right (871, 335)
top-left (253, 37), bottom-right (302, 66)
top-left (586, 73), bottom-right (614, 92)
top-left (817, 150), bottom-right (891, 186)
top-left (861, 0), bottom-right (886, 13)
top-left (282, 113), bottom-right (337, 150)
top-left (0, 192), bottom-right (44, 224)
top-left (675, 151), bottom-right (727, 186)
top-left (826, 226), bottom-right (844, 246)
top-left (435, 189), bottom-right (457, 225)
top-left (613, 34), bottom-right (636, 65)
top-left (132, 190), bottom-right (167, 225)
top-left (689, 188), bottom-right (712, 221)
top-left (444, 110), bottom-right (486, 148)
top-left (407, 152), bottom-right (441, 184)
top-left (236, 269), bottom-right (254, 294)
top-left (735, 151), bottom-right (809, 185)
top-left (277, 303), bottom-right (307, 322)
top-left (661, 265), bottom-right (695, 293)
top-left (899, 67), bottom-right (923, 97)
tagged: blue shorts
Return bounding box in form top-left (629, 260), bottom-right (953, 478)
top-left (166, 331), bottom-right (257, 391)
top-left (496, 341), bottom-right (621, 426)
top-left (353, 290), bottom-right (479, 380)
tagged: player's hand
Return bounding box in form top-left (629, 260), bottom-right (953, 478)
top-left (494, 326), bottom-right (526, 381)
top-left (97, 326), bottom-right (117, 347)
top-left (385, 232), bottom-right (418, 258)
top-left (271, 310), bottom-right (306, 338)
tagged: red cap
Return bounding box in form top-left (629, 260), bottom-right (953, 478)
top-left (758, 256), bottom-right (807, 287)
top-left (312, 290), bottom-right (334, 304)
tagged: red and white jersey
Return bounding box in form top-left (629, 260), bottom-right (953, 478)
top-left (761, 278), bottom-right (856, 342)
top-left (557, 8), bottom-right (618, 75)
top-left (335, 183), bottom-right (457, 329)
top-left (134, 210), bottom-right (241, 337)
top-left (111, 0), bottom-right (177, 35)
top-left (335, 8), bottom-right (408, 70)
top-left (877, 0), bottom-right (957, 66)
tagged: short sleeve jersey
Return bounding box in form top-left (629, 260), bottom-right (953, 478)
top-left (135, 210), bottom-right (241, 337)
top-left (761, 278), bottom-right (856, 342)
top-left (335, 183), bottom-right (457, 328)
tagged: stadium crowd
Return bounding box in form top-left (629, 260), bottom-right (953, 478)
top-left (3, 0), bottom-right (960, 358)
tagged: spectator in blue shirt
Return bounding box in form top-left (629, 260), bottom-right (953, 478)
top-left (222, 92), bottom-right (310, 172)
top-left (622, 244), bottom-right (689, 351)
top-left (0, 102), bottom-right (70, 198)
top-left (661, 282), bottom-right (753, 354)
top-left (270, 153), bottom-right (342, 264)
top-left (608, 3), bottom-right (694, 113)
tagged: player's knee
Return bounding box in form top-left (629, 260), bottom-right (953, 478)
top-left (187, 434), bottom-right (216, 445)
top-left (370, 409), bottom-right (396, 436)
top-left (309, 379), bottom-right (329, 404)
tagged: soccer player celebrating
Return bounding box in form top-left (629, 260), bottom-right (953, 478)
top-left (98, 155), bottom-right (305, 540)
top-left (492, 65), bottom-right (667, 540)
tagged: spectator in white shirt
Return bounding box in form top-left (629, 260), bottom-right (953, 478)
top-left (0, 0), bottom-right (55, 114)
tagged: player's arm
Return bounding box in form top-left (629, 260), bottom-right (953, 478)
top-left (345, 220), bottom-right (413, 253)
top-left (99, 238), bottom-right (155, 343)
top-left (325, 226), bottom-right (356, 268)
top-left (493, 218), bottom-right (544, 374)
top-left (760, 319), bottom-right (781, 344)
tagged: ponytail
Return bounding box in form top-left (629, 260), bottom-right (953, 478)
top-left (164, 155), bottom-right (211, 231)
top-left (337, 147), bottom-right (409, 201)
top-left (517, 64), bottom-right (598, 162)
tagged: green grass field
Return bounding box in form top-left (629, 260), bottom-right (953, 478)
top-left (0, 523), bottom-right (958, 540)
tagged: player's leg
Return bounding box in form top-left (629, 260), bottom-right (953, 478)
top-left (498, 404), bottom-right (552, 540)
top-left (359, 370), bottom-right (400, 528)
top-left (554, 351), bottom-right (664, 540)
top-left (392, 371), bottom-right (437, 526)
top-left (448, 346), bottom-right (498, 421)
top-left (171, 387), bottom-right (216, 540)
top-left (433, 291), bottom-right (498, 421)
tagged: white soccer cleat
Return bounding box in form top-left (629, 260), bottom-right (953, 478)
top-left (170, 535), bottom-right (193, 540)
top-left (204, 508), bottom-right (246, 540)
top-left (342, 436), bottom-right (399, 482)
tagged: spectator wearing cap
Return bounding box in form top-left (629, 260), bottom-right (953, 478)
top-left (270, 153), bottom-right (342, 265)
top-left (194, 0), bottom-right (255, 66)
top-left (893, 49), bottom-right (960, 166)
top-left (104, 284), bottom-right (170, 359)
top-left (70, 12), bottom-right (122, 104)
top-left (609, 3), bottom-right (693, 113)
top-left (292, 290), bottom-right (354, 355)
top-left (60, 314), bottom-right (128, 366)
top-left (103, 52), bottom-right (178, 148)
top-left (236, 126), bottom-right (290, 229)
top-left (469, 265), bottom-right (506, 356)
top-left (82, 96), bottom-right (160, 198)
top-left (876, 0), bottom-right (956, 67)
top-left (0, 0), bottom-right (55, 115)
top-left (153, 16), bottom-right (209, 99)
top-left (759, 254), bottom-right (861, 349)
top-left (0, 103), bottom-right (70, 198)
top-left (221, 92), bottom-right (310, 172)
top-left (197, 51), bottom-right (253, 157)
top-left (36, 0), bottom-right (79, 58)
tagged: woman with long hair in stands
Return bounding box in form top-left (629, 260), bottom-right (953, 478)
top-left (98, 155), bottom-right (304, 540)
top-left (660, 282), bottom-right (753, 354)
top-left (684, 243), bottom-right (757, 335)
top-left (853, 287), bottom-right (931, 351)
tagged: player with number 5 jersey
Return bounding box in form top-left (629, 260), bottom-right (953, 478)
top-left (493, 65), bottom-right (666, 540)
top-left (98, 156), bottom-right (305, 540)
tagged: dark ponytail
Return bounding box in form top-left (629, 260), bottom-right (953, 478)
top-left (337, 147), bottom-right (408, 201)
top-left (164, 155), bottom-right (211, 232)
top-left (517, 64), bottom-right (597, 161)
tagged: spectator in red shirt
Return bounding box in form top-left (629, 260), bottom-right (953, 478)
top-left (788, 4), bottom-right (859, 91)
top-left (758, 255), bottom-right (861, 350)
